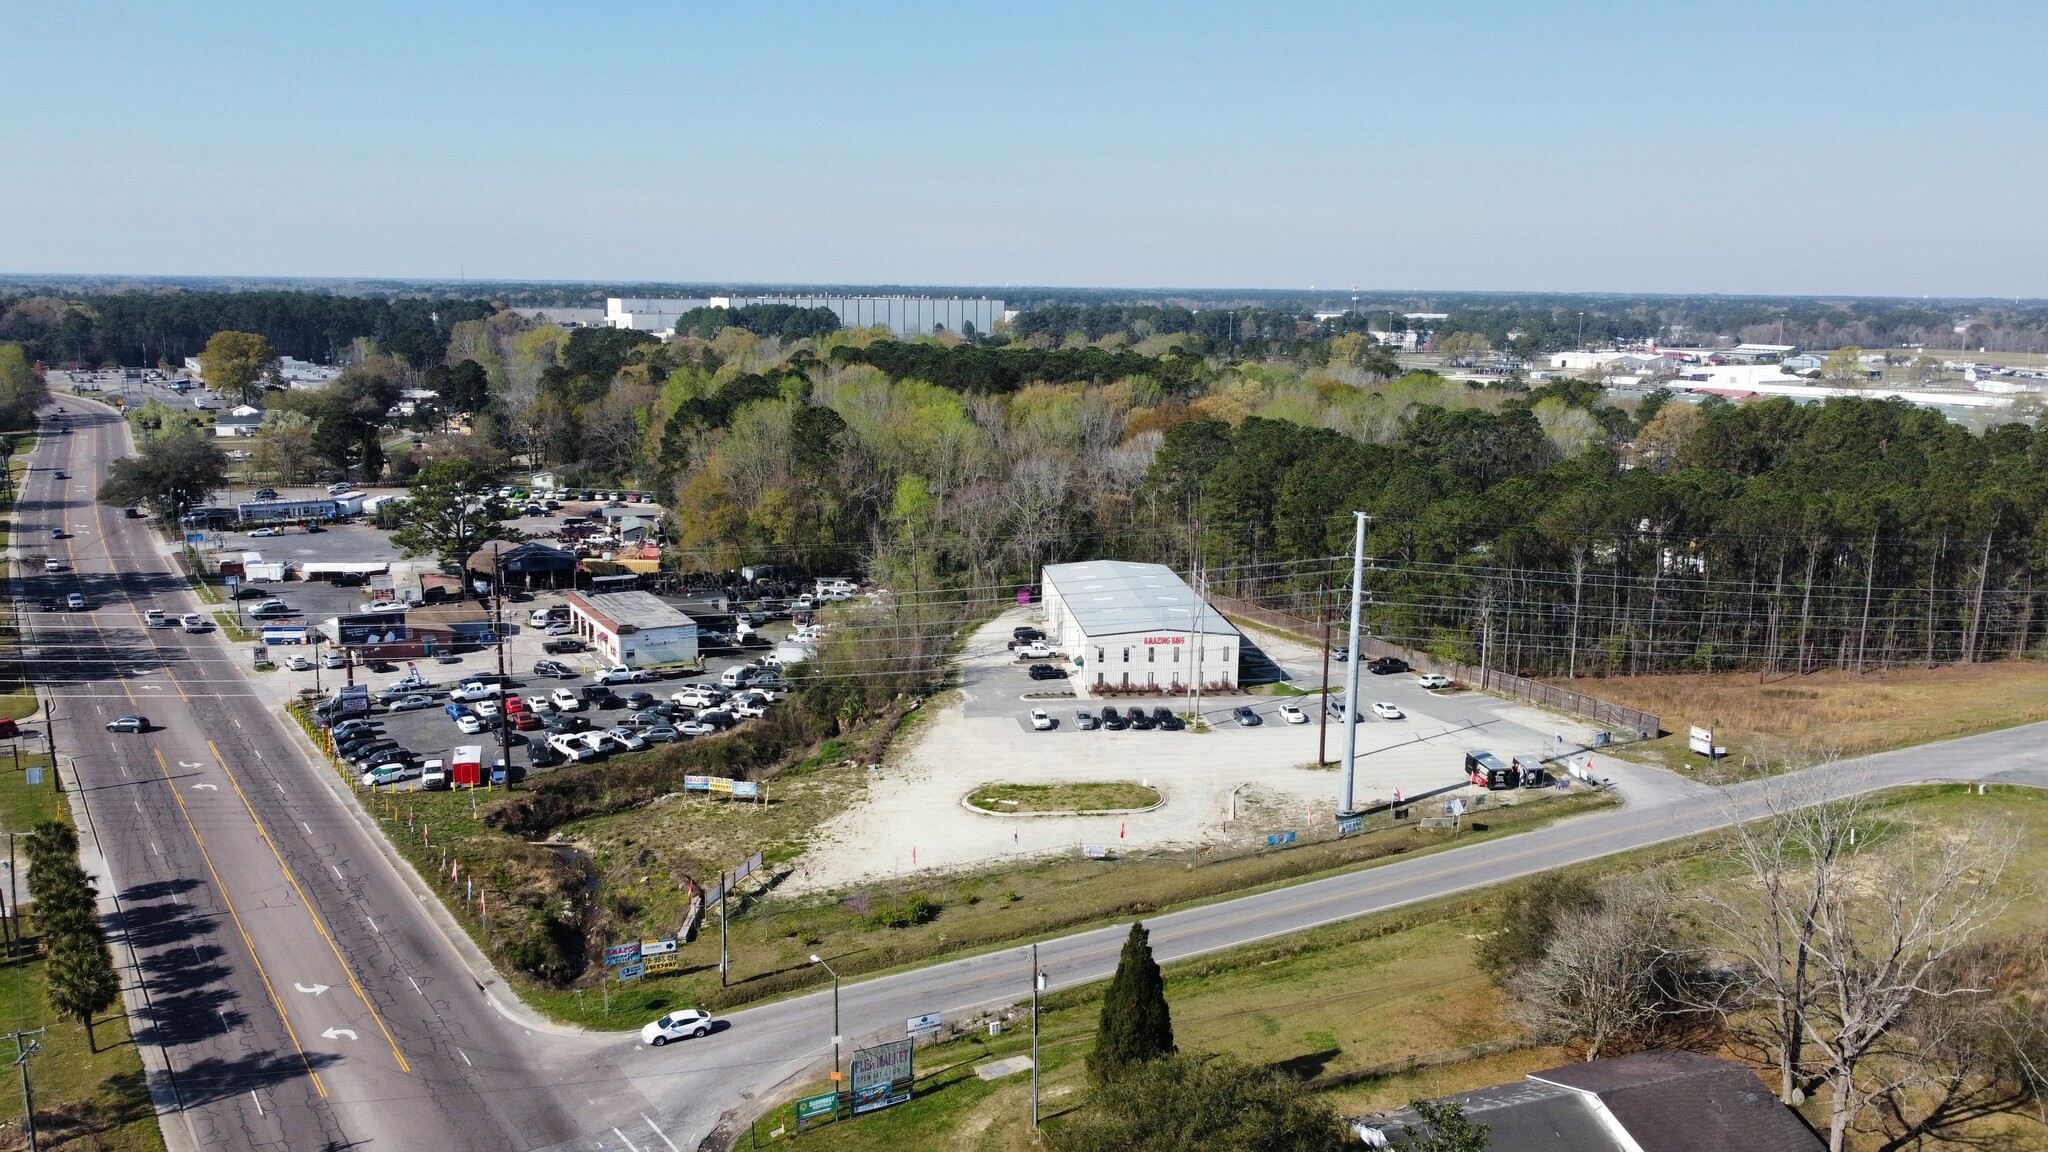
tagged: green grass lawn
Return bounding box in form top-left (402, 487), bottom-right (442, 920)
top-left (782, 783), bottom-right (2048, 1151)
top-left (966, 782), bottom-right (1160, 814)
top-left (0, 757), bottom-right (165, 1152)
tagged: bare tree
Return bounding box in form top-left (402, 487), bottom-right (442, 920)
top-left (1508, 878), bottom-right (1689, 1061)
top-left (1702, 779), bottom-right (2017, 1152)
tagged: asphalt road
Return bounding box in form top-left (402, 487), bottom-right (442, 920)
top-left (25, 399), bottom-right (2048, 1152)
top-left (24, 407), bottom-right (612, 1152)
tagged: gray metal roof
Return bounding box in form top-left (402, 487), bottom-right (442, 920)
top-left (570, 590), bottom-right (695, 633)
top-left (1362, 1079), bottom-right (1622, 1151)
top-left (1042, 561), bottom-right (1235, 638)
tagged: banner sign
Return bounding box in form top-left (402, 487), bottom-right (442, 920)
top-left (616, 962), bottom-right (644, 982)
top-left (683, 775), bottom-right (712, 791)
top-left (704, 882), bottom-right (724, 906)
top-left (907, 1012), bottom-right (943, 1039)
top-left (731, 781), bottom-right (760, 798)
top-left (708, 776), bottom-right (735, 795)
top-left (795, 1092), bottom-right (838, 1129)
top-left (1081, 844), bottom-right (1108, 859)
top-left (1266, 831), bottom-right (1297, 847)
top-left (604, 942), bottom-right (642, 967)
top-left (1335, 814), bottom-right (1364, 836)
top-left (332, 612), bottom-right (407, 647)
top-left (849, 1039), bottom-right (914, 1115)
top-left (643, 952), bottom-right (682, 975)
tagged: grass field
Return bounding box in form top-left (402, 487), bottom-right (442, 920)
top-left (965, 782), bottom-right (1160, 814)
top-left (777, 783), bottom-right (2048, 1152)
top-left (0, 757), bottom-right (164, 1152)
top-left (1562, 663), bottom-right (2048, 781)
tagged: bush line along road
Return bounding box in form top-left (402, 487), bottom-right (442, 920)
top-left (26, 398), bottom-right (2048, 1152)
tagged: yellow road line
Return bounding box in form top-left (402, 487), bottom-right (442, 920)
top-left (151, 749), bottom-right (328, 1097)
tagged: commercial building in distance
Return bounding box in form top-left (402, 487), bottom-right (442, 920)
top-left (604, 295), bottom-right (1006, 339)
top-left (1040, 560), bottom-right (1240, 693)
top-left (563, 590), bottom-right (699, 668)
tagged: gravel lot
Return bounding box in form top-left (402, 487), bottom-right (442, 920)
top-left (789, 607), bottom-right (1606, 894)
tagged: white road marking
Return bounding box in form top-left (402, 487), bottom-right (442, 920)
top-left (365, 916), bottom-right (379, 934)
top-left (190, 783), bottom-right (217, 791)
top-left (330, 865), bottom-right (344, 882)
top-left (274, 782), bottom-right (284, 795)
top-left (612, 1128), bottom-right (644, 1152)
top-left (219, 1011), bottom-right (231, 1032)
top-left (150, 843), bottom-right (160, 857)
top-left (321, 1027), bottom-right (358, 1041)
top-left (178, 761), bottom-right (202, 769)
top-left (133, 801), bottom-right (141, 813)
top-left (302, 822), bottom-right (312, 836)
top-left (251, 1090), bottom-right (263, 1117)
top-left (642, 1116), bottom-right (681, 1152)
top-left (408, 976), bottom-right (422, 995)
top-left (458, 1048), bottom-right (473, 1067)
top-left (294, 983), bottom-right (330, 995)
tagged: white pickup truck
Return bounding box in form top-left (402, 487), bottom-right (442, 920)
top-left (593, 665), bottom-right (654, 685)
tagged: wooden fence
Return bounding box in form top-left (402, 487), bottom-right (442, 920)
top-left (1210, 593), bottom-right (1661, 740)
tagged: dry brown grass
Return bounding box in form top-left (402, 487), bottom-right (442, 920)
top-left (1563, 663), bottom-right (2048, 781)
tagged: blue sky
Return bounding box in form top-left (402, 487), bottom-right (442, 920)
top-left (4, 1), bottom-right (2044, 296)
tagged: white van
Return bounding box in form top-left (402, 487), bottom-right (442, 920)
top-left (719, 666), bottom-right (755, 689)
top-left (144, 609), bottom-right (168, 627)
top-left (418, 759), bottom-right (448, 791)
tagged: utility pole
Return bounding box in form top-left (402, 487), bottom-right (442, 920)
top-left (8, 1029), bottom-right (43, 1152)
top-left (1031, 944), bottom-right (1043, 1128)
top-left (492, 544), bottom-right (508, 789)
top-left (810, 955), bottom-right (842, 1114)
top-left (1338, 513), bottom-right (1367, 818)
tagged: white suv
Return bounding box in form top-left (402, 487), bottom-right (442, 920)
top-left (550, 689), bottom-right (584, 712)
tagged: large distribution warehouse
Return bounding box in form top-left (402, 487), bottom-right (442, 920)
top-left (1040, 560), bottom-right (1242, 692)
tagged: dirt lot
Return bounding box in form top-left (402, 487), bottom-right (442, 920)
top-left (1563, 663), bottom-right (2048, 781)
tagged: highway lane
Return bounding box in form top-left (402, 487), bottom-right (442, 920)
top-left (589, 701), bottom-right (2048, 1148)
top-left (27, 407), bottom-right (608, 1152)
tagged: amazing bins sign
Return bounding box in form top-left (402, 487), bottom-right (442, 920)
top-left (848, 1038), bottom-right (914, 1115)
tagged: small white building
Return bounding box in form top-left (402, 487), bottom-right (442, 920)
top-left (564, 590), bottom-right (698, 668)
top-left (213, 404), bottom-right (265, 438)
top-left (1041, 560), bottom-right (1241, 693)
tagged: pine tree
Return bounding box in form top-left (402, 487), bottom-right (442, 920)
top-left (46, 928), bottom-right (120, 1052)
top-left (1089, 921), bottom-right (1175, 1083)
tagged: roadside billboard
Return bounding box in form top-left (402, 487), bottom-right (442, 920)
top-left (328, 612), bottom-right (408, 647)
top-left (849, 1039), bottom-right (914, 1115)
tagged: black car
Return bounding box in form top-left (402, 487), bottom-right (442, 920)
top-left (1367, 657), bottom-right (1409, 675)
top-left (528, 743), bottom-right (568, 768)
top-left (1027, 663), bottom-right (1067, 681)
top-left (37, 598), bottom-right (55, 612)
top-left (624, 690), bottom-right (656, 711)
top-left (543, 638), bottom-right (587, 654)
top-left (1152, 706), bottom-right (1185, 731)
top-left (1012, 626), bottom-right (1044, 642)
top-left (1100, 705), bottom-right (1128, 731)
top-left (545, 714), bottom-right (591, 734)
top-left (1127, 709), bottom-right (1155, 731)
top-left (532, 659), bottom-right (575, 678)
top-left (1233, 705), bottom-right (1262, 727)
top-left (233, 585), bottom-right (272, 600)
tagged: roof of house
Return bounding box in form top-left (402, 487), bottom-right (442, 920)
top-left (466, 540), bottom-right (578, 575)
top-left (1041, 560), bottom-right (1235, 638)
top-left (565, 590), bottom-right (694, 634)
top-left (1530, 1049), bottom-right (1822, 1152)
top-left (1358, 1050), bottom-right (1823, 1152)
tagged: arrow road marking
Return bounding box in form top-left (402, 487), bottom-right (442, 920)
top-left (191, 783), bottom-right (218, 791)
top-left (139, 684), bottom-right (164, 691)
top-left (294, 983), bottom-right (330, 996)
top-left (178, 761), bottom-right (203, 769)
top-left (321, 1028), bottom-right (357, 1041)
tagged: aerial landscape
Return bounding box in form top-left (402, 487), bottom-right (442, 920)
top-left (3, 3), bottom-right (2048, 1152)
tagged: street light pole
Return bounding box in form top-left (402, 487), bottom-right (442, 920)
top-left (810, 955), bottom-right (841, 1113)
top-left (1031, 944), bottom-right (1044, 1128)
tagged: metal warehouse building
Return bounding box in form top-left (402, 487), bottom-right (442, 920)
top-left (1040, 560), bottom-right (1241, 693)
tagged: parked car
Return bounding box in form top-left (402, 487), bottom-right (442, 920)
top-left (641, 1009), bottom-right (713, 1046)
top-left (449, 682), bottom-right (503, 702)
top-left (544, 714), bottom-right (591, 734)
top-left (674, 720), bottom-right (716, 738)
top-left (455, 713), bottom-right (486, 735)
top-left (527, 743), bottom-right (568, 768)
top-left (1015, 642), bottom-right (1054, 659)
top-left (105, 715), bottom-right (150, 733)
top-left (1027, 663), bottom-right (1066, 681)
top-left (623, 690), bottom-right (656, 711)
top-left (253, 487), bottom-right (278, 500)
top-left (249, 600), bottom-right (295, 618)
top-left (1331, 646), bottom-right (1350, 662)
top-left (1074, 709), bottom-right (1098, 730)
top-left (603, 727), bottom-right (648, 751)
top-left (593, 665), bottom-right (650, 685)
top-left (249, 527), bottom-right (281, 538)
top-left (642, 725), bottom-right (680, 743)
top-left (550, 689), bottom-right (584, 711)
top-left (542, 638), bottom-right (586, 654)
top-left (1233, 705), bottom-right (1262, 727)
top-left (1415, 674), bottom-right (1453, 690)
top-left (386, 694), bottom-right (435, 712)
top-left (1101, 705), bottom-right (1128, 731)
top-left (287, 655), bottom-right (315, 671)
top-left (1029, 708), bottom-right (1053, 730)
top-left (321, 650), bottom-right (346, 668)
top-left (1367, 657), bottom-right (1409, 675)
top-left (1278, 703), bottom-right (1308, 724)
top-left (1371, 701), bottom-right (1405, 720)
top-left (1152, 707), bottom-right (1185, 731)
top-left (1012, 626), bottom-right (1044, 642)
top-left (532, 659), bottom-right (576, 678)
top-left (1127, 709), bottom-right (1156, 731)
top-left (359, 762), bottom-right (421, 788)
top-left (330, 719), bottom-right (378, 740)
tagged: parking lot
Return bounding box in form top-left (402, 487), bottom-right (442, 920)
top-left (790, 607), bottom-right (1608, 893)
